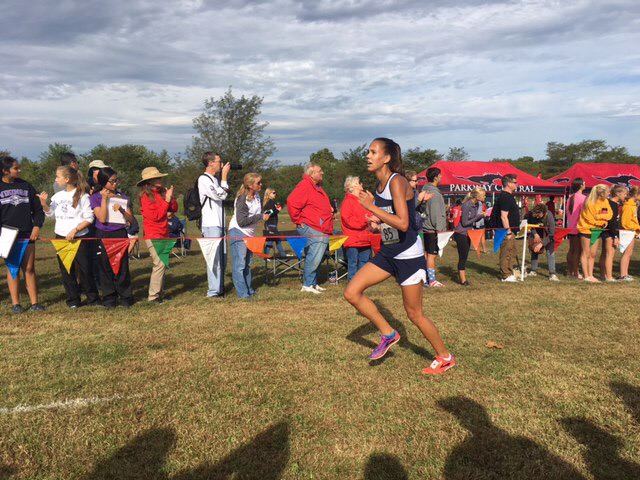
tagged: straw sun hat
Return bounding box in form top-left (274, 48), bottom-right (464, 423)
top-left (137, 166), bottom-right (169, 186)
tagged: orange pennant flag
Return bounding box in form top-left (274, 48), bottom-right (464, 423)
top-left (243, 236), bottom-right (269, 258)
top-left (554, 228), bottom-right (571, 250)
top-left (468, 229), bottom-right (485, 256)
top-left (101, 238), bottom-right (130, 275)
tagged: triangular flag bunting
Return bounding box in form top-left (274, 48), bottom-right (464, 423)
top-left (328, 235), bottom-right (348, 253)
top-left (51, 239), bottom-right (81, 274)
top-left (151, 239), bottom-right (177, 268)
top-left (468, 229), bottom-right (485, 256)
top-left (4, 239), bottom-right (29, 280)
top-left (553, 228), bottom-right (572, 251)
top-left (590, 229), bottom-right (603, 246)
top-left (618, 230), bottom-right (635, 253)
top-left (437, 232), bottom-right (454, 257)
top-left (493, 229), bottom-right (508, 253)
top-left (371, 234), bottom-right (381, 255)
top-left (197, 238), bottom-right (222, 272)
top-left (286, 237), bottom-right (307, 260)
top-left (243, 236), bottom-right (269, 258)
top-left (102, 238), bottom-right (130, 275)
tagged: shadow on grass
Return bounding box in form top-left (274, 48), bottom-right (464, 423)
top-left (346, 301), bottom-right (432, 366)
top-left (438, 396), bottom-right (586, 480)
top-left (561, 417), bottom-right (640, 479)
top-left (610, 380), bottom-right (640, 424)
top-left (0, 464), bottom-right (17, 478)
top-left (364, 452), bottom-right (408, 480)
top-left (84, 422), bottom-right (289, 480)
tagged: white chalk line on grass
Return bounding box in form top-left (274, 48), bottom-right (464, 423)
top-left (0, 394), bottom-right (142, 415)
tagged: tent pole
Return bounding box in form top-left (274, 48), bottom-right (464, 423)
top-left (521, 222), bottom-right (528, 281)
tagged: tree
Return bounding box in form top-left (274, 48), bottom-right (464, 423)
top-left (404, 147), bottom-right (441, 173)
top-left (187, 88), bottom-right (276, 182)
top-left (446, 146), bottom-right (470, 161)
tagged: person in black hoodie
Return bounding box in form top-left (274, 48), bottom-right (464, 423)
top-left (262, 187), bottom-right (286, 257)
top-left (0, 156), bottom-right (45, 314)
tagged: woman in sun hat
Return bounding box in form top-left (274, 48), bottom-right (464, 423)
top-left (138, 166), bottom-right (178, 304)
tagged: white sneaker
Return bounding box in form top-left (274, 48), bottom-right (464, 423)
top-left (314, 285), bottom-right (327, 292)
top-left (549, 274), bottom-right (559, 282)
top-left (501, 275), bottom-right (518, 282)
top-left (527, 271), bottom-right (537, 277)
top-left (301, 285), bottom-right (321, 294)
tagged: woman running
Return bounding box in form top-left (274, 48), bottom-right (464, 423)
top-left (343, 138), bottom-right (454, 375)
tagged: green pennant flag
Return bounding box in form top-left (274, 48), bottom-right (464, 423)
top-left (150, 239), bottom-right (177, 268)
top-left (590, 229), bottom-right (604, 246)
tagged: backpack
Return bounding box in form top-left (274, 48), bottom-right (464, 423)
top-left (184, 175), bottom-right (214, 221)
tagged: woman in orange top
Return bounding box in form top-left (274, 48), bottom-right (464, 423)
top-left (619, 186), bottom-right (640, 281)
top-left (576, 184), bottom-right (612, 283)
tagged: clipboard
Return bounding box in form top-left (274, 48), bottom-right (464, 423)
top-left (0, 225), bottom-right (19, 258)
top-left (106, 197), bottom-right (129, 225)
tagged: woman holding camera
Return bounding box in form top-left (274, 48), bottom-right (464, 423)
top-left (228, 173), bottom-right (270, 299)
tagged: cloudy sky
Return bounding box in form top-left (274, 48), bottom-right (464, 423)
top-left (1, 0), bottom-right (639, 164)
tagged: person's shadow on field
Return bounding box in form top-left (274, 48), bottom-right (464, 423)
top-left (438, 396), bottom-right (586, 480)
top-left (0, 463), bottom-right (17, 479)
top-left (346, 302), bottom-right (431, 366)
top-left (610, 380), bottom-right (640, 424)
top-left (84, 422), bottom-right (289, 480)
top-left (363, 452), bottom-right (408, 480)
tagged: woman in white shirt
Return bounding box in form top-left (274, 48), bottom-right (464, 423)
top-left (41, 166), bottom-right (99, 308)
top-left (228, 173), bottom-right (270, 298)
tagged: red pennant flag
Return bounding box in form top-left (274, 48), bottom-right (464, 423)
top-left (243, 236), bottom-right (269, 258)
top-left (554, 228), bottom-right (572, 251)
top-left (102, 238), bottom-right (130, 275)
top-left (371, 234), bottom-right (381, 255)
top-left (467, 229), bottom-right (485, 256)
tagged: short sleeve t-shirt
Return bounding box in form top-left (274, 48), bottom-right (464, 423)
top-left (494, 191), bottom-right (520, 233)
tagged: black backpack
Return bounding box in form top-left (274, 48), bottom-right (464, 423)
top-left (184, 175), bottom-right (214, 221)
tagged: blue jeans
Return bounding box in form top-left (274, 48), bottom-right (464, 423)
top-left (345, 246), bottom-right (371, 281)
top-left (202, 226), bottom-right (225, 297)
top-left (229, 228), bottom-right (255, 298)
top-left (297, 224), bottom-right (328, 287)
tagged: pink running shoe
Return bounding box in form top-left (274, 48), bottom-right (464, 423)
top-left (370, 331), bottom-right (401, 360)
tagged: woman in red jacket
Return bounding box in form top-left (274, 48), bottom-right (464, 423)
top-left (138, 167), bottom-right (178, 304)
top-left (340, 176), bottom-right (372, 281)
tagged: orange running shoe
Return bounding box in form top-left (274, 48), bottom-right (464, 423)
top-left (422, 355), bottom-right (455, 375)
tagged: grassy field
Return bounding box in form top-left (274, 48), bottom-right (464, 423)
top-left (1, 217), bottom-right (639, 479)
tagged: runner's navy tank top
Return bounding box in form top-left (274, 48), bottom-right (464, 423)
top-left (374, 173), bottom-right (420, 257)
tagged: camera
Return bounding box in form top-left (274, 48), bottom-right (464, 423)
top-left (264, 209), bottom-right (274, 215)
top-left (230, 164), bottom-right (243, 171)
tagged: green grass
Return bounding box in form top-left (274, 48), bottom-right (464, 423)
top-left (0, 218), bottom-right (639, 479)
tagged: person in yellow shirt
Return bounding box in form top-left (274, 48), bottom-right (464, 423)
top-left (577, 184), bottom-right (612, 283)
top-left (619, 186), bottom-right (640, 281)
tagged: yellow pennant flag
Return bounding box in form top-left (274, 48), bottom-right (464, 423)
top-left (328, 235), bottom-right (348, 253)
top-left (51, 239), bottom-right (82, 274)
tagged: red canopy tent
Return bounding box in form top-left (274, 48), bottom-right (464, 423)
top-left (417, 161), bottom-right (565, 196)
top-left (548, 163), bottom-right (640, 189)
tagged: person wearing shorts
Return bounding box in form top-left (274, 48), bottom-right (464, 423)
top-left (343, 138), bottom-right (454, 375)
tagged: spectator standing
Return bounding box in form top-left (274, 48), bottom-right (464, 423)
top-left (565, 178), bottom-right (586, 279)
top-left (491, 174), bottom-right (520, 282)
top-left (53, 152), bottom-right (80, 193)
top-left (526, 203), bottom-right (559, 281)
top-left (619, 186), bottom-right (640, 281)
top-left (199, 152), bottom-right (231, 298)
top-left (138, 167), bottom-right (178, 303)
top-left (228, 173), bottom-right (270, 299)
top-left (40, 166), bottom-right (99, 307)
top-left (340, 176), bottom-right (372, 281)
top-left (90, 167), bottom-right (135, 308)
top-left (598, 186), bottom-right (626, 282)
top-left (420, 167), bottom-right (446, 287)
top-left (0, 156), bottom-right (45, 314)
top-left (454, 187), bottom-right (486, 286)
top-left (287, 162), bottom-right (334, 294)
top-left (262, 187), bottom-right (286, 258)
top-left (576, 184), bottom-right (612, 283)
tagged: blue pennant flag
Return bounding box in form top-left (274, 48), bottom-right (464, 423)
top-left (286, 237), bottom-right (307, 260)
top-left (493, 229), bottom-right (508, 253)
top-left (5, 240), bottom-right (29, 279)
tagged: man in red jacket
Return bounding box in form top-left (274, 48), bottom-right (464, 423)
top-left (287, 162), bottom-right (334, 293)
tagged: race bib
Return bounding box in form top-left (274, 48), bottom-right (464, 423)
top-left (381, 223), bottom-right (399, 245)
